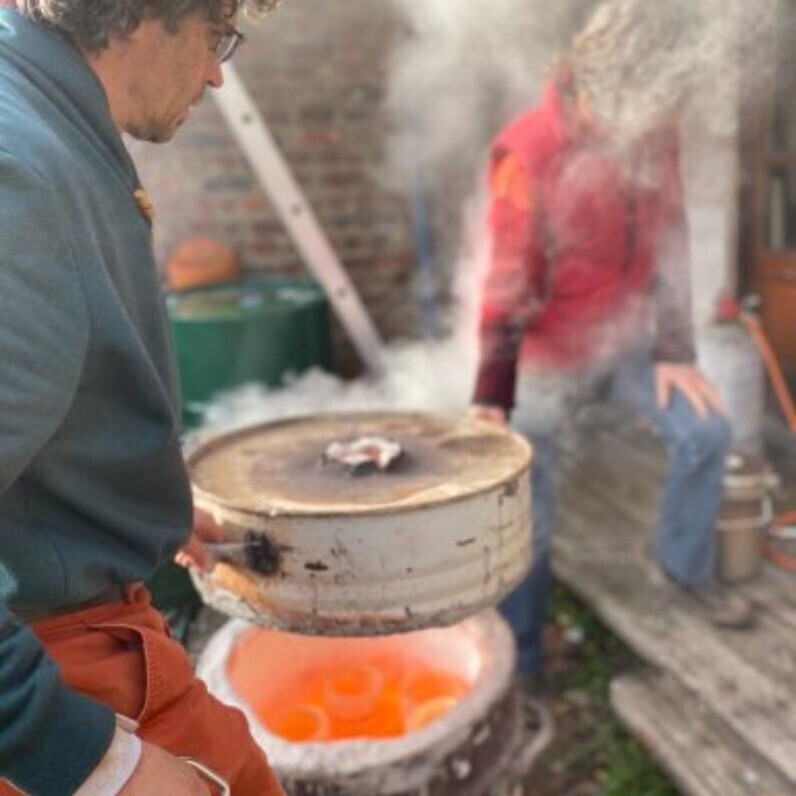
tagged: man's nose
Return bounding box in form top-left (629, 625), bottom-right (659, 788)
top-left (206, 58), bottom-right (224, 90)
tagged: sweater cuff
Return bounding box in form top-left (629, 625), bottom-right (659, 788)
top-left (4, 687), bottom-right (116, 795)
top-left (75, 722), bottom-right (142, 796)
top-left (652, 340), bottom-right (696, 364)
top-left (473, 359), bottom-right (517, 412)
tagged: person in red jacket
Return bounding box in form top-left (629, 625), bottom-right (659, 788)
top-left (471, 0), bottom-right (752, 679)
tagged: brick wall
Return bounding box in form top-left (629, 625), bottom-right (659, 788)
top-left (132, 0), bottom-right (422, 373)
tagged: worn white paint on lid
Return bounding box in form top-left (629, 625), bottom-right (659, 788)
top-left (188, 411), bottom-right (532, 635)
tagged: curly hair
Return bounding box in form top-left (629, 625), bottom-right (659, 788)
top-left (15, 0), bottom-right (282, 51)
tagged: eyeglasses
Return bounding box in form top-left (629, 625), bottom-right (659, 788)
top-left (209, 23), bottom-right (245, 64)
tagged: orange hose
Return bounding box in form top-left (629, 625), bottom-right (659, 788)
top-left (739, 313), bottom-right (796, 432)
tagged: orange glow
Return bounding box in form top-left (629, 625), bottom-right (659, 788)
top-left (270, 703), bottom-right (330, 743)
top-left (227, 628), bottom-right (474, 743)
top-left (402, 669), bottom-right (469, 705)
top-left (323, 664), bottom-right (384, 721)
top-left (405, 695), bottom-right (459, 731)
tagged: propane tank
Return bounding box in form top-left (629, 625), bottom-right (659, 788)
top-left (716, 452), bottom-right (775, 582)
top-left (697, 295), bottom-right (765, 454)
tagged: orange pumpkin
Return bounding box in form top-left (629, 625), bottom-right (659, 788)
top-left (165, 237), bottom-right (241, 292)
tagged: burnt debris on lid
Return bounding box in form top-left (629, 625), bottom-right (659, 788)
top-left (205, 530), bottom-right (281, 576)
top-left (323, 436), bottom-right (404, 476)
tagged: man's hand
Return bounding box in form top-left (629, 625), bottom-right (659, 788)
top-left (119, 742), bottom-right (211, 795)
top-left (174, 507), bottom-right (224, 572)
top-left (469, 404), bottom-right (508, 425)
top-left (655, 363), bottom-right (725, 419)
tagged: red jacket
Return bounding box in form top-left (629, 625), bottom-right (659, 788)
top-left (474, 78), bottom-right (695, 410)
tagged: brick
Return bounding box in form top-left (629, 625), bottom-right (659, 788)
top-left (133, 0), bottom-right (466, 351)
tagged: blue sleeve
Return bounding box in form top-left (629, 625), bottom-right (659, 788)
top-left (0, 599), bottom-right (116, 794)
top-left (0, 151), bottom-right (88, 492)
top-left (0, 155), bottom-right (117, 791)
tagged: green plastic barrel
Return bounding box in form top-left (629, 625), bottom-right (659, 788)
top-left (152, 276), bottom-right (332, 636)
top-left (167, 276), bottom-right (333, 428)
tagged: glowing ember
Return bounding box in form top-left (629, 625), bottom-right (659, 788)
top-left (405, 695), bottom-right (459, 732)
top-left (227, 628), bottom-right (472, 743)
top-left (271, 703), bottom-right (330, 743)
top-left (324, 436), bottom-right (403, 472)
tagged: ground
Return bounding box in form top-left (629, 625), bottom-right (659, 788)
top-left (522, 586), bottom-right (679, 796)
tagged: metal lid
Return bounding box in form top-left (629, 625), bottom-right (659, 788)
top-left (187, 411), bottom-right (533, 635)
top-left (723, 453), bottom-right (773, 494)
top-left (188, 411), bottom-right (531, 517)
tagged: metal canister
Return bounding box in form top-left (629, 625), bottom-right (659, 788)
top-left (716, 453), bottom-right (775, 582)
top-left (187, 411), bottom-right (532, 635)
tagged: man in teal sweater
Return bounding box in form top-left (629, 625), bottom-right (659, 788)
top-left (0, 2), bottom-right (285, 794)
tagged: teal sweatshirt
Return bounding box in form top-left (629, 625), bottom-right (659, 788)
top-left (0, 10), bottom-right (193, 793)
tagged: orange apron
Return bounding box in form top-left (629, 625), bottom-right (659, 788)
top-left (0, 586), bottom-right (284, 796)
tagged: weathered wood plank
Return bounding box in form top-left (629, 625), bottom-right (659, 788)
top-left (560, 473), bottom-right (796, 688)
top-left (559, 416), bottom-right (796, 676)
top-left (559, 422), bottom-right (666, 523)
top-left (559, 468), bottom-right (660, 529)
top-left (739, 571), bottom-right (796, 647)
top-left (561, 406), bottom-right (669, 479)
top-left (550, 411), bottom-right (796, 784)
top-left (611, 670), bottom-right (795, 796)
top-left (554, 492), bottom-right (796, 783)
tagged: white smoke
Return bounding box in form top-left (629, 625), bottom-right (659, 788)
top-left (383, 0), bottom-right (595, 189)
top-left (199, 337), bottom-right (477, 433)
top-left (200, 0), bottom-right (780, 432)
top-left (384, 0), bottom-right (774, 178)
top-left (691, 0), bottom-right (777, 136)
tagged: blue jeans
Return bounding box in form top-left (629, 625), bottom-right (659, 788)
top-left (501, 350), bottom-right (732, 674)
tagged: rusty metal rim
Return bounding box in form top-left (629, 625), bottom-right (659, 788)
top-left (188, 411), bottom-right (532, 519)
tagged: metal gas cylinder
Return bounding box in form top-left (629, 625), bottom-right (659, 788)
top-left (697, 320), bottom-right (764, 454)
top-left (187, 411), bottom-right (532, 635)
top-left (716, 453), bottom-right (776, 582)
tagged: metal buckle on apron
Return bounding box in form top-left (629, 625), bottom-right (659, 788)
top-left (181, 757), bottom-right (231, 795)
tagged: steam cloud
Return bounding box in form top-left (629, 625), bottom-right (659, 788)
top-left (201, 0), bottom-right (781, 430)
top-left (383, 0), bottom-right (595, 187)
top-left (384, 0), bottom-right (776, 180)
